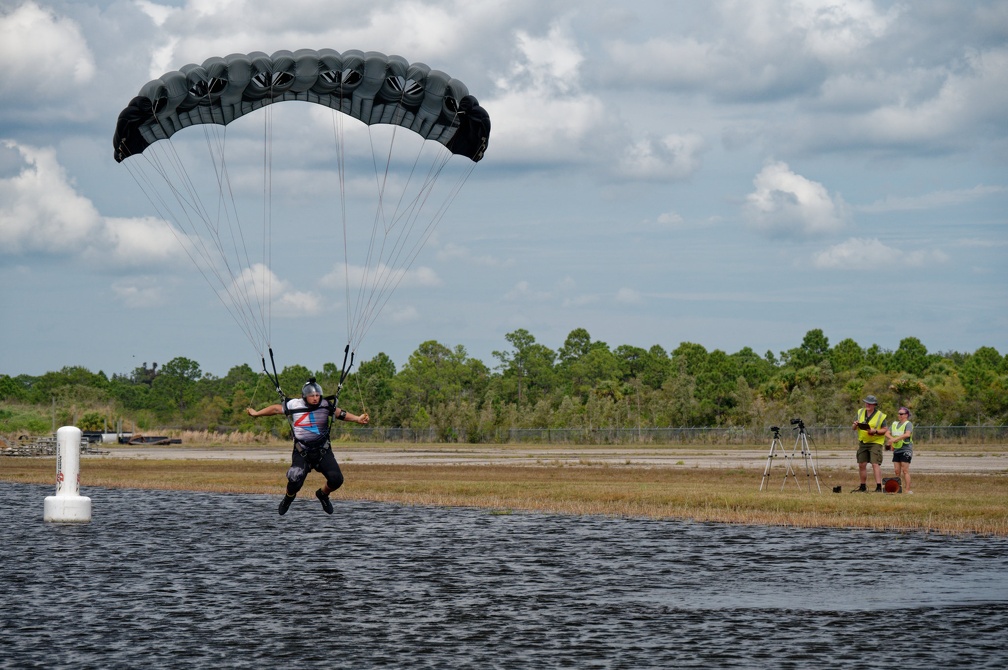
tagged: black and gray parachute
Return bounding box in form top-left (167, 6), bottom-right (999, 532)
top-left (114, 49), bottom-right (489, 164)
top-left (112, 48), bottom-right (490, 373)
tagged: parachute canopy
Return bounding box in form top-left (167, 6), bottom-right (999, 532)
top-left (112, 47), bottom-right (489, 374)
top-left (113, 48), bottom-right (490, 164)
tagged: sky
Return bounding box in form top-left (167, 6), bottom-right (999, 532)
top-left (1, 0), bottom-right (1006, 379)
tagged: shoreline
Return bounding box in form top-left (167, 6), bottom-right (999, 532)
top-left (89, 444), bottom-right (1008, 474)
top-left (6, 444), bottom-right (1007, 535)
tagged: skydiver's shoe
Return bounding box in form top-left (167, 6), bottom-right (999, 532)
top-left (278, 493), bottom-right (295, 516)
top-left (316, 488), bottom-right (334, 515)
top-left (851, 484), bottom-right (867, 493)
top-left (874, 484), bottom-right (884, 493)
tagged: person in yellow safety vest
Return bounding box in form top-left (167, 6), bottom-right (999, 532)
top-left (885, 407), bottom-right (914, 494)
top-left (851, 394), bottom-right (887, 492)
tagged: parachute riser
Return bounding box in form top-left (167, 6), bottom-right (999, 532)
top-left (334, 344), bottom-right (355, 405)
top-left (263, 347), bottom-right (287, 404)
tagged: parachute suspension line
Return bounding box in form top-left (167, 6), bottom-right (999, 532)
top-left (121, 145), bottom-right (265, 355)
top-left (195, 118), bottom-right (270, 357)
top-left (330, 106), bottom-right (353, 350)
top-left (345, 135), bottom-right (477, 350)
top-left (313, 77), bottom-right (484, 358)
top-left (262, 102), bottom-right (275, 352)
top-left (201, 121), bottom-right (271, 357)
top-left (249, 368), bottom-right (268, 407)
top-left (124, 110), bottom-right (271, 360)
top-left (346, 125), bottom-right (398, 346)
top-left (347, 124), bottom-right (439, 348)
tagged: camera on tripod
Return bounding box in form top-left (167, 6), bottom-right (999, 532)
top-left (761, 416), bottom-right (820, 493)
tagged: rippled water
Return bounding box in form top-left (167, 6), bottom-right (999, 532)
top-left (2, 482), bottom-right (1007, 668)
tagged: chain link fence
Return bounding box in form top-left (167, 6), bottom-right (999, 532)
top-left (333, 425), bottom-right (1008, 446)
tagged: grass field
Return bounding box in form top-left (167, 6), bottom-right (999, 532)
top-left (4, 448), bottom-right (1007, 536)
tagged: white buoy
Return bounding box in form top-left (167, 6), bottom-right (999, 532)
top-left (43, 426), bottom-right (92, 523)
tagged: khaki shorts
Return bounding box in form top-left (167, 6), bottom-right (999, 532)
top-left (857, 441), bottom-right (883, 465)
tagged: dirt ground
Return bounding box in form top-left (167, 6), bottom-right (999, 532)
top-left (89, 444), bottom-right (1008, 474)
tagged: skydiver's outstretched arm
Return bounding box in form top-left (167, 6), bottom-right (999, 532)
top-left (247, 403), bottom-right (284, 417)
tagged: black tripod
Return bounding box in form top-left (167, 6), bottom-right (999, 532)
top-left (760, 425), bottom-right (800, 491)
top-left (789, 419), bottom-right (821, 493)
top-left (762, 419), bottom-right (818, 491)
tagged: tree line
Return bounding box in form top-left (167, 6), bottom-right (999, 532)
top-left (1, 329), bottom-right (1006, 440)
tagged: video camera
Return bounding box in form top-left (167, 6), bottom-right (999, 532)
top-left (790, 417), bottom-right (806, 432)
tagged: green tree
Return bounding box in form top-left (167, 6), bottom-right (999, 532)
top-left (960, 346), bottom-right (1007, 422)
top-left (493, 329), bottom-right (555, 406)
top-left (558, 327), bottom-right (592, 365)
top-left (151, 356), bottom-right (203, 415)
top-left (695, 349), bottom-right (740, 424)
top-left (640, 345), bottom-right (671, 390)
top-left (350, 352), bottom-right (397, 419)
top-left (730, 346), bottom-right (774, 388)
top-left (892, 337), bottom-right (930, 376)
top-left (656, 358), bottom-right (697, 425)
top-left (0, 375), bottom-right (27, 401)
top-left (614, 344), bottom-right (648, 381)
top-left (782, 329), bottom-right (830, 369)
top-left (830, 338), bottom-right (864, 373)
top-left (390, 341), bottom-right (490, 426)
top-left (277, 364), bottom-right (312, 401)
top-left (565, 344), bottom-right (620, 400)
top-left (671, 342), bottom-right (708, 377)
top-left (865, 344), bottom-right (893, 372)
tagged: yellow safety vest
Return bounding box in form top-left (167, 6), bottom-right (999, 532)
top-left (890, 420), bottom-right (912, 450)
top-left (857, 408), bottom-right (887, 444)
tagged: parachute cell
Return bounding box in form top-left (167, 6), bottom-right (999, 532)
top-left (113, 49), bottom-right (489, 163)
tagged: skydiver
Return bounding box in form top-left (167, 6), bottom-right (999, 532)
top-left (247, 378), bottom-right (369, 515)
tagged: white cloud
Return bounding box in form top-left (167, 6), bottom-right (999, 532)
top-left (616, 133), bottom-right (705, 181)
top-left (788, 0), bottom-right (900, 63)
top-left (135, 0), bottom-right (176, 27)
top-left (489, 22), bottom-right (608, 163)
top-left (142, 1), bottom-right (495, 82)
top-left (436, 242), bottom-right (513, 268)
top-left (658, 211), bottom-right (685, 225)
top-left (386, 305), bottom-right (420, 324)
top-left (851, 47), bottom-right (1008, 148)
top-left (859, 185), bottom-right (1006, 213)
top-left (0, 1), bottom-right (95, 95)
top-left (0, 141), bottom-right (185, 265)
top-left (96, 217), bottom-right (186, 265)
top-left (615, 287), bottom-right (643, 304)
top-left (320, 262), bottom-right (442, 290)
top-left (0, 142), bottom-right (98, 254)
top-left (604, 0), bottom-right (893, 99)
top-left (744, 160), bottom-right (849, 236)
top-left (812, 237), bottom-right (949, 270)
top-left (231, 263), bottom-right (322, 316)
top-left (782, 45), bottom-right (1008, 153)
top-left (504, 280), bottom-right (553, 303)
top-left (111, 277), bottom-right (166, 308)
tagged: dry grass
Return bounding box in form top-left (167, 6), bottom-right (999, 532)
top-left (4, 455), bottom-right (1006, 536)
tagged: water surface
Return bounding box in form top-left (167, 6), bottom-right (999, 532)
top-left (2, 483), bottom-right (1006, 668)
